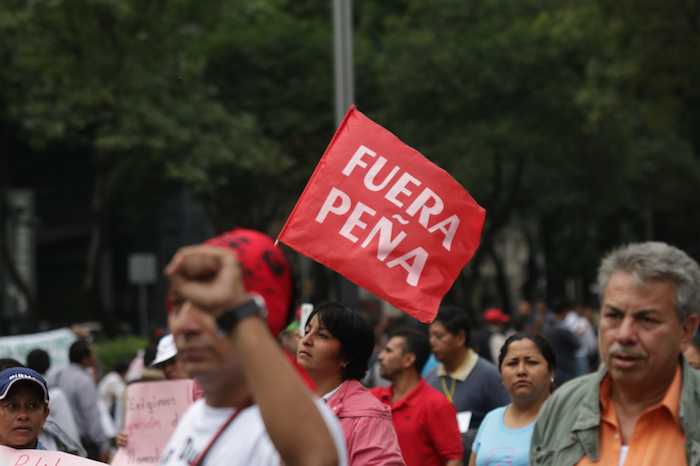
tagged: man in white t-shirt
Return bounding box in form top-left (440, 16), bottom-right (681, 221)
top-left (563, 304), bottom-right (597, 376)
top-left (159, 228), bottom-right (347, 466)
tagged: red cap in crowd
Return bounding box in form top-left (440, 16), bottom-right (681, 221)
top-left (483, 308), bottom-right (510, 324)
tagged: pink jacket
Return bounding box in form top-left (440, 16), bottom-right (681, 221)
top-left (327, 380), bottom-right (405, 466)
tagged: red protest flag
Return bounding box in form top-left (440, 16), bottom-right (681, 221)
top-left (278, 107), bottom-right (485, 323)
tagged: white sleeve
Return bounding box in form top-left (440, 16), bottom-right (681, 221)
top-left (489, 334), bottom-right (506, 364)
top-left (314, 398), bottom-right (348, 466)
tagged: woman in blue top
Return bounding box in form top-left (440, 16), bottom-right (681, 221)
top-left (469, 332), bottom-right (556, 466)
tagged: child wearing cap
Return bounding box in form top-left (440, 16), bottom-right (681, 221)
top-left (0, 368), bottom-right (50, 450)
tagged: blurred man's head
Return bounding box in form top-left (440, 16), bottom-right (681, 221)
top-left (26, 350), bottom-right (50, 376)
top-left (114, 358), bottom-right (130, 378)
top-left (517, 300), bottom-right (532, 318)
top-left (429, 306), bottom-right (472, 364)
top-left (69, 341), bottom-right (95, 368)
top-left (168, 228), bottom-right (294, 381)
top-left (535, 299), bottom-right (547, 314)
top-left (378, 328), bottom-right (431, 381)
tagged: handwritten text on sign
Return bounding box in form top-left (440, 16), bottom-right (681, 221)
top-left (278, 107), bottom-right (485, 323)
top-left (0, 446), bottom-right (102, 466)
top-left (111, 379), bottom-right (194, 466)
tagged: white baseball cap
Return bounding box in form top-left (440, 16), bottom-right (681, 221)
top-left (150, 334), bottom-right (178, 367)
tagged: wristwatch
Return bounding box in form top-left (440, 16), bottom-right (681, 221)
top-left (216, 293), bottom-right (267, 335)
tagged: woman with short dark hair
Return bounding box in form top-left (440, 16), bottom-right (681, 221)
top-left (297, 303), bottom-right (405, 466)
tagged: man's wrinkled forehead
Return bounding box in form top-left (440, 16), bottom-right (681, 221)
top-left (603, 270), bottom-right (679, 310)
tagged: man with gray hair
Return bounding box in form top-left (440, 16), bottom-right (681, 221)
top-left (530, 242), bottom-right (700, 466)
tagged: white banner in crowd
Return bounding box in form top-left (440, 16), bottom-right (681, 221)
top-left (0, 328), bottom-right (76, 368)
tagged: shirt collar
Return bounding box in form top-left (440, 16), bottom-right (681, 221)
top-left (600, 363), bottom-right (683, 427)
top-left (391, 379), bottom-right (428, 409)
top-left (662, 364), bottom-right (683, 425)
top-left (322, 383), bottom-right (342, 404)
top-left (436, 349), bottom-right (478, 381)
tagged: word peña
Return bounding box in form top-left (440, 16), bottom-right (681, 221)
top-left (340, 145), bottom-right (460, 251)
top-left (314, 145), bottom-right (461, 286)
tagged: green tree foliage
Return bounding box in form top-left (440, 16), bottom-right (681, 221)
top-left (2, 0), bottom-right (699, 322)
top-left (574, 0), bottom-right (700, 252)
top-left (0, 0), bottom-right (288, 330)
top-left (201, 0), bottom-right (335, 230)
top-left (94, 334), bottom-right (147, 374)
top-left (357, 0), bottom-right (597, 306)
top-left (357, 0), bottom-right (700, 307)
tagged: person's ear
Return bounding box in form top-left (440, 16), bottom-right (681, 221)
top-left (403, 353), bottom-right (416, 370)
top-left (456, 330), bottom-right (467, 347)
top-left (679, 314), bottom-right (699, 352)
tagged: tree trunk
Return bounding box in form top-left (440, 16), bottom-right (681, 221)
top-left (461, 148), bottom-right (526, 313)
top-left (0, 121), bottom-right (37, 329)
top-left (84, 150), bottom-right (118, 337)
top-left (488, 244), bottom-right (513, 315)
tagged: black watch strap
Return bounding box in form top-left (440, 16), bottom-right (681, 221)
top-left (216, 299), bottom-right (262, 334)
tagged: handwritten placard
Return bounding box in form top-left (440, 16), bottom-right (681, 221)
top-left (0, 445), bottom-right (101, 466)
top-left (111, 379), bottom-right (195, 466)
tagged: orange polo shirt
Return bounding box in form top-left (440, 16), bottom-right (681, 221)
top-left (577, 365), bottom-right (686, 466)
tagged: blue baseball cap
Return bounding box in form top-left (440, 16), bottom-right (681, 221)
top-left (0, 368), bottom-right (49, 404)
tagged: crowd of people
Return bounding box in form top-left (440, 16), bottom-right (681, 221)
top-left (0, 232), bottom-right (698, 466)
